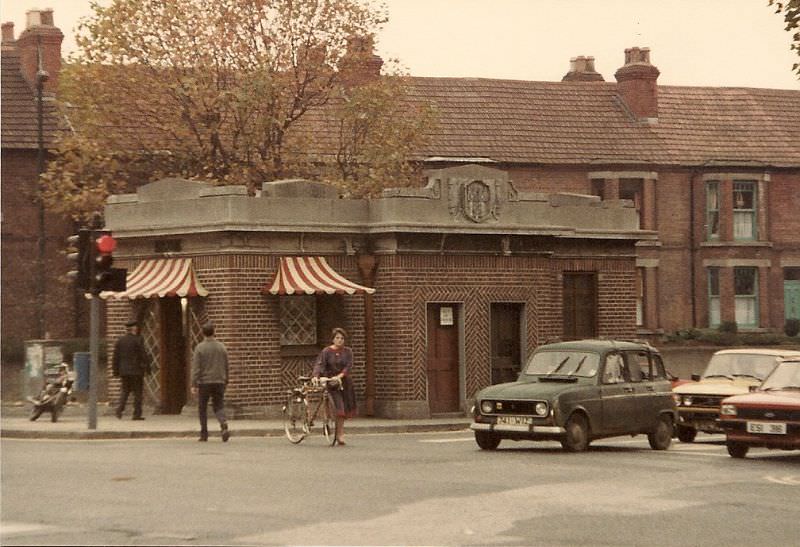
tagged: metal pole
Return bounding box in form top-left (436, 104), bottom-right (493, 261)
top-left (36, 39), bottom-right (46, 339)
top-left (88, 295), bottom-right (99, 429)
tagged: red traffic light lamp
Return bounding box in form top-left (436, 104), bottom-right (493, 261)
top-left (96, 234), bottom-right (117, 254)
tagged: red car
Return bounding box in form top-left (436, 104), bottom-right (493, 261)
top-left (718, 358), bottom-right (800, 458)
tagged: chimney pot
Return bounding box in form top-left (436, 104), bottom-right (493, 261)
top-left (562, 54), bottom-right (604, 82)
top-left (41, 9), bottom-right (54, 27)
top-left (26, 10), bottom-right (42, 28)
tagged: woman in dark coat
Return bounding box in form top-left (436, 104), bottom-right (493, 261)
top-left (312, 327), bottom-right (357, 445)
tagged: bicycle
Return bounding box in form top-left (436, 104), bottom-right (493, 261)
top-left (283, 375), bottom-right (341, 445)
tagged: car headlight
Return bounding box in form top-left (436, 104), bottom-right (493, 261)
top-left (535, 402), bottom-right (548, 416)
top-left (480, 400), bottom-right (494, 414)
top-left (720, 404), bottom-right (737, 416)
top-left (672, 394), bottom-right (682, 406)
top-left (683, 396), bottom-right (693, 406)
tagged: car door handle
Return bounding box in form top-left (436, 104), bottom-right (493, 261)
top-left (623, 387), bottom-right (635, 393)
top-left (645, 386), bottom-right (655, 392)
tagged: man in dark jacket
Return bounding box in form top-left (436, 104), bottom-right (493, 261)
top-left (112, 319), bottom-right (150, 420)
top-left (191, 321), bottom-right (230, 442)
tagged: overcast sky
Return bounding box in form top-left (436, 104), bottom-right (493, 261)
top-left (2, 0), bottom-right (798, 89)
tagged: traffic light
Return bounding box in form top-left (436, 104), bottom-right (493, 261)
top-left (91, 231), bottom-right (127, 294)
top-left (66, 229), bottom-right (91, 291)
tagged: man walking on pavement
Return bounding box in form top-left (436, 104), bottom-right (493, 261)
top-left (112, 319), bottom-right (150, 420)
top-left (191, 321), bottom-right (230, 442)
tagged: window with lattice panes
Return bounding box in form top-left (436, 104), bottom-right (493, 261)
top-left (280, 296), bottom-right (317, 345)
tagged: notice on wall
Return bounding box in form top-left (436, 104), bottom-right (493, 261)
top-left (439, 306), bottom-right (454, 326)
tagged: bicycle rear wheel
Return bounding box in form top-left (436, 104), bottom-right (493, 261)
top-left (283, 392), bottom-right (308, 444)
top-left (321, 394), bottom-right (336, 446)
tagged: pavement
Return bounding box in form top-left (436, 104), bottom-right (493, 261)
top-left (0, 402), bottom-right (472, 440)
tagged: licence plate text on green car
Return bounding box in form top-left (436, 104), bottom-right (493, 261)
top-left (496, 416), bottom-right (532, 426)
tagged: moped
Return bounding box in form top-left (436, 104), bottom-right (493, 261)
top-left (28, 362), bottom-right (75, 422)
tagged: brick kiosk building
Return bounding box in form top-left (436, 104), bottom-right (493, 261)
top-left (101, 165), bottom-right (652, 418)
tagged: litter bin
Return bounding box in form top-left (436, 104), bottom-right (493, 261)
top-left (73, 352), bottom-right (90, 392)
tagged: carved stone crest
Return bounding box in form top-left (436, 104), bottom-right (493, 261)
top-left (462, 180), bottom-right (495, 223)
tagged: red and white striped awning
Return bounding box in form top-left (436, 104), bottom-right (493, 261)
top-left (101, 258), bottom-right (209, 299)
top-left (265, 256), bottom-right (375, 295)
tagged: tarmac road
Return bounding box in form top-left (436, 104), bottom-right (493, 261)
top-left (2, 430), bottom-right (799, 546)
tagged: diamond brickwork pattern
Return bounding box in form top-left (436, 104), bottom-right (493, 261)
top-left (411, 285), bottom-right (538, 402)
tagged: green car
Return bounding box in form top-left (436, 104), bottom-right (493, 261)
top-left (471, 339), bottom-right (676, 452)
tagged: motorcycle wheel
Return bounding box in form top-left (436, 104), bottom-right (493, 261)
top-left (30, 407), bottom-right (44, 421)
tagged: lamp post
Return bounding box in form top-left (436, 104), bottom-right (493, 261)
top-left (35, 38), bottom-right (49, 339)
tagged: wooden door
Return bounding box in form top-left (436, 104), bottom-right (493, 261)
top-left (491, 303), bottom-right (522, 384)
top-left (426, 303), bottom-right (460, 413)
top-left (563, 273), bottom-right (598, 340)
top-left (159, 297), bottom-right (187, 414)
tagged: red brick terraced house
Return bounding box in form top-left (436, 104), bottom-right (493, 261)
top-left (1, 11), bottom-right (78, 352)
top-left (399, 50), bottom-right (800, 337)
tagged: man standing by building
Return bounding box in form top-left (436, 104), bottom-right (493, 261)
top-left (112, 319), bottom-right (150, 420)
top-left (191, 321), bottom-right (230, 442)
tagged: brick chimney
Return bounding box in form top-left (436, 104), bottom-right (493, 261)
top-left (15, 9), bottom-right (63, 95)
top-left (2, 22), bottom-right (15, 48)
top-left (339, 35), bottom-right (383, 86)
top-left (562, 56), bottom-right (604, 82)
top-left (614, 47), bottom-right (660, 122)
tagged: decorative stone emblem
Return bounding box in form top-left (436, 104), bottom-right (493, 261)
top-left (462, 180), bottom-right (495, 223)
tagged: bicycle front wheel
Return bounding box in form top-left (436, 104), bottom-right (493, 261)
top-left (322, 394), bottom-right (336, 446)
top-left (283, 393), bottom-right (308, 444)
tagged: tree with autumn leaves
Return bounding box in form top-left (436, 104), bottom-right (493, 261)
top-left (41, 0), bottom-right (434, 223)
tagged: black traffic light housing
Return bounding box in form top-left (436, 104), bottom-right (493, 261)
top-left (91, 231), bottom-right (127, 294)
top-left (66, 229), bottom-right (91, 291)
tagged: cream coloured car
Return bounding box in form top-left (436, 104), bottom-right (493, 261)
top-left (672, 348), bottom-right (800, 442)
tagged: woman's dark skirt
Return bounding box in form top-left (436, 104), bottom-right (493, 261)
top-left (328, 376), bottom-right (357, 418)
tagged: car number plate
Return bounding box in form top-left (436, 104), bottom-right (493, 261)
top-left (496, 416), bottom-right (532, 426)
top-left (746, 421), bottom-right (786, 435)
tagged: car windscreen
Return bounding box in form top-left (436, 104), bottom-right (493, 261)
top-left (524, 351), bottom-right (599, 377)
top-left (761, 362), bottom-right (800, 390)
top-left (703, 353), bottom-right (780, 381)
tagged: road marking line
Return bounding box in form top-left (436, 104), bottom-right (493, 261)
top-left (765, 475), bottom-right (800, 486)
top-left (420, 437), bottom-right (475, 443)
top-left (0, 522), bottom-right (57, 537)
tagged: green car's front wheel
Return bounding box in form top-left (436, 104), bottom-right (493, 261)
top-left (474, 431), bottom-right (501, 450)
top-left (561, 414), bottom-right (590, 452)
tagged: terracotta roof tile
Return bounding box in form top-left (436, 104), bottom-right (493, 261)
top-left (1, 49), bottom-right (67, 150)
top-left (396, 77), bottom-right (800, 167)
top-left (4, 50), bottom-right (797, 168)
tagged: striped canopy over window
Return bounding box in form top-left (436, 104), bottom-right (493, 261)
top-left (101, 258), bottom-right (209, 299)
top-left (265, 256), bottom-right (375, 295)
